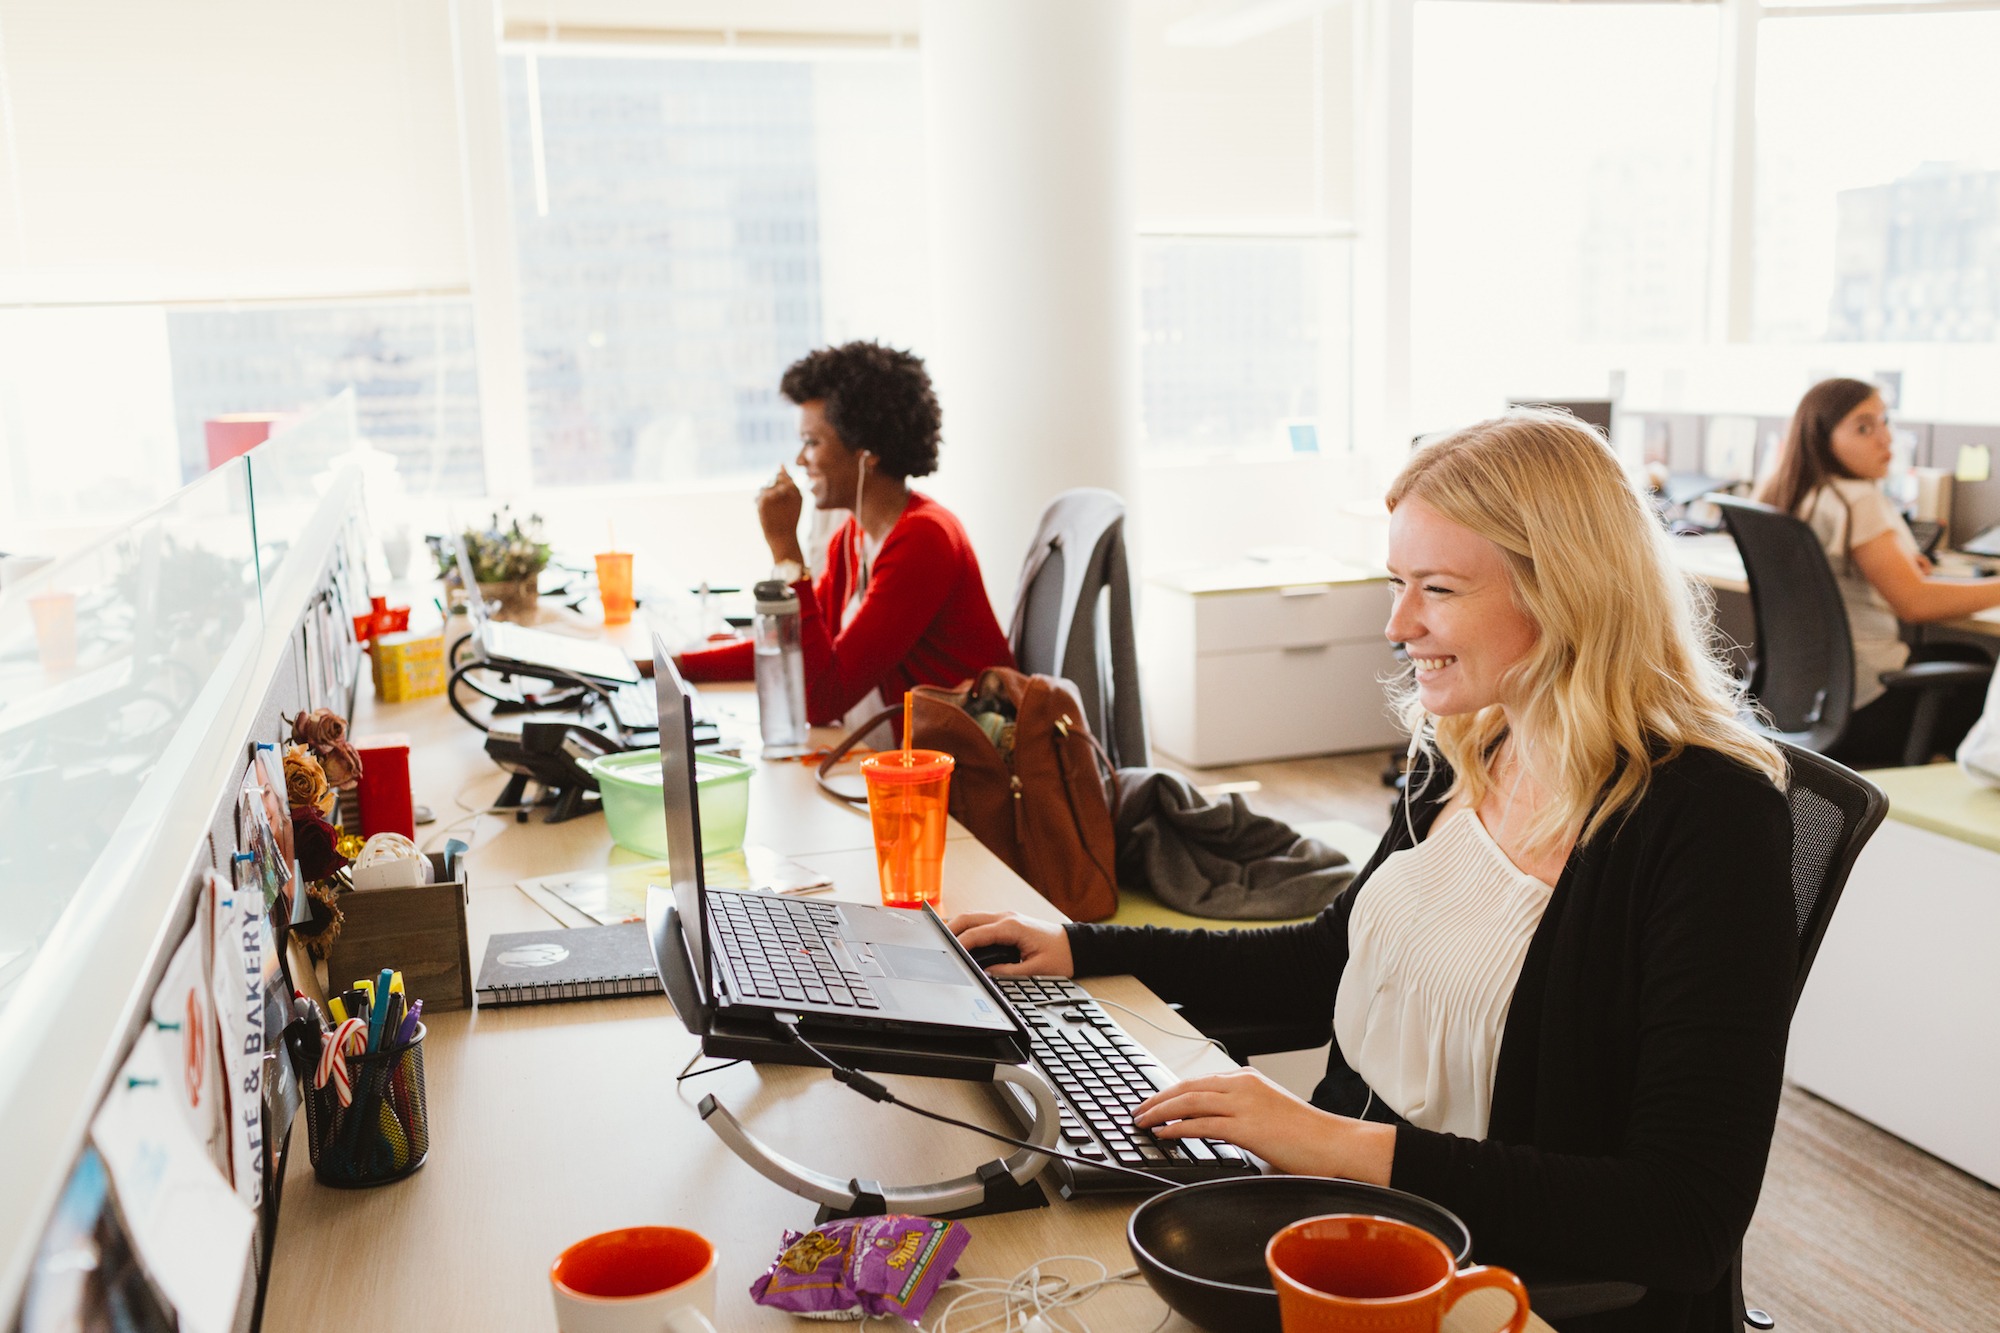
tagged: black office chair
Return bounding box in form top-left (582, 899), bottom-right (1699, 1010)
top-left (1533, 741), bottom-right (1888, 1327)
top-left (1009, 488), bottom-right (1149, 769)
top-left (1711, 495), bottom-right (1991, 767)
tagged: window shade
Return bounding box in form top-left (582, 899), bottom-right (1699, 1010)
top-left (0, 0), bottom-right (469, 305)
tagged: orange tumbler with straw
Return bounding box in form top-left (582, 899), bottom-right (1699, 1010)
top-left (859, 750), bottom-right (954, 908)
top-left (595, 551), bottom-right (634, 626)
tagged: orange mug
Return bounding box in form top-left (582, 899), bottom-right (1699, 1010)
top-left (1266, 1214), bottom-right (1530, 1333)
top-left (550, 1226), bottom-right (717, 1333)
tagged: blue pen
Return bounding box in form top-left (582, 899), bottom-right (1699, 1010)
top-left (366, 968), bottom-right (395, 1052)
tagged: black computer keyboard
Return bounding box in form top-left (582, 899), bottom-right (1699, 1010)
top-left (993, 976), bottom-right (1258, 1195)
top-left (607, 680), bottom-right (659, 731)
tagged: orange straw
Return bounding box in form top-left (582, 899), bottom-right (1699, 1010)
top-left (902, 691), bottom-right (914, 765)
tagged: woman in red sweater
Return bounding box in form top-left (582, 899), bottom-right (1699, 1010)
top-left (677, 341), bottom-right (1013, 738)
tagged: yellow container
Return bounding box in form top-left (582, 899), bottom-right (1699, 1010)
top-left (371, 630), bottom-right (447, 702)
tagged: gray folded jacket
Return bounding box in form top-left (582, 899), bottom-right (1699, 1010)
top-left (1113, 768), bottom-right (1355, 920)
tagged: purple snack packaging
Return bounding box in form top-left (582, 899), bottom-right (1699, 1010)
top-left (750, 1214), bottom-right (971, 1323)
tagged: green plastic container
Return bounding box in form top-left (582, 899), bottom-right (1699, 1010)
top-left (587, 747), bottom-right (752, 859)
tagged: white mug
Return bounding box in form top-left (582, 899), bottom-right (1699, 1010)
top-left (549, 1226), bottom-right (719, 1333)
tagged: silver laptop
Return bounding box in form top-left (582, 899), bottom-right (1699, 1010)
top-left (454, 535), bottom-right (640, 686)
top-left (653, 633), bottom-right (1015, 1036)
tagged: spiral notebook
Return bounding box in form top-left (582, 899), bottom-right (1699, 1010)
top-left (474, 922), bottom-right (663, 1007)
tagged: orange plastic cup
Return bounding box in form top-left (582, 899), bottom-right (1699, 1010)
top-left (859, 750), bottom-right (954, 908)
top-left (595, 551), bottom-right (634, 626)
top-left (29, 592), bottom-right (77, 675)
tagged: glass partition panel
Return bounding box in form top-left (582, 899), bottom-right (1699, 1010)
top-left (0, 459), bottom-right (260, 1013)
top-left (245, 389), bottom-right (361, 595)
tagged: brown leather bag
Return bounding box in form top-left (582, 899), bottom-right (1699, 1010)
top-left (816, 667), bottom-right (1120, 922)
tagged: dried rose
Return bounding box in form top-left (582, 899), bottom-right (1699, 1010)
top-left (290, 708), bottom-right (348, 750)
top-left (290, 708), bottom-right (364, 789)
top-left (316, 738), bottom-right (364, 790)
top-left (290, 804), bottom-right (350, 882)
top-left (284, 744), bottom-right (329, 812)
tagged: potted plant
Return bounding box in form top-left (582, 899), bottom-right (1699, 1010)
top-left (432, 509), bottom-right (551, 623)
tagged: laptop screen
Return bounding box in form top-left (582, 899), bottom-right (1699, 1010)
top-left (454, 534), bottom-right (491, 636)
top-left (652, 633), bottom-right (709, 986)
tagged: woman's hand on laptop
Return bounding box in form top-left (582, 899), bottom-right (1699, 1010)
top-left (947, 911), bottom-right (1072, 978)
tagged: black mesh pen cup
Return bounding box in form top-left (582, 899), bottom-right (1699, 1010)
top-left (303, 1024), bottom-right (430, 1187)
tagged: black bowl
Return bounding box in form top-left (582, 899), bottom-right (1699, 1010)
top-left (1126, 1175), bottom-right (1473, 1333)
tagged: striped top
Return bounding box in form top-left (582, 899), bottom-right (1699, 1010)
top-left (1332, 808), bottom-right (1555, 1139)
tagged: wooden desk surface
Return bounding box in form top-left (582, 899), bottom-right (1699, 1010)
top-left (266, 677), bottom-right (1551, 1333)
top-left (1667, 531), bottom-right (2000, 638)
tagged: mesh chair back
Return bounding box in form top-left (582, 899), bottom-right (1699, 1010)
top-left (1008, 488), bottom-right (1148, 767)
top-left (1712, 496), bottom-right (1857, 753)
top-left (1774, 741), bottom-right (1887, 1012)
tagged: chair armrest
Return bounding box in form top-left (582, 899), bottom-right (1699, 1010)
top-left (1880, 661), bottom-right (1992, 692)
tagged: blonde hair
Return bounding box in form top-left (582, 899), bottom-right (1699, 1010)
top-left (1386, 409), bottom-right (1784, 858)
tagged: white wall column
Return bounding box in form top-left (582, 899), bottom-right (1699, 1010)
top-left (1707, 0), bottom-right (1760, 344)
top-left (920, 0), bottom-right (1137, 609)
top-left (448, 0), bottom-right (534, 497)
top-left (1351, 0), bottom-right (1413, 458)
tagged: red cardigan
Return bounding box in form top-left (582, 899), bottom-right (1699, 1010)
top-left (678, 492), bottom-right (1015, 730)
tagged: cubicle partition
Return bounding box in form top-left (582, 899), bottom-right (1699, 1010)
top-left (0, 393), bottom-right (370, 1329)
top-left (1616, 407), bottom-right (2000, 546)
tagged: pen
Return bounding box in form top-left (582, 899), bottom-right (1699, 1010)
top-left (368, 968), bottom-right (395, 1051)
top-left (329, 997), bottom-right (349, 1026)
top-left (393, 999), bottom-right (424, 1049)
top-left (382, 992), bottom-right (405, 1049)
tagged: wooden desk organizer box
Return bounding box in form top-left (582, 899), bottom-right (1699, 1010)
top-left (326, 852), bottom-right (474, 1012)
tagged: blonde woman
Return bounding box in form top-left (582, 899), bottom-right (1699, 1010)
top-left (954, 411), bottom-right (1795, 1333)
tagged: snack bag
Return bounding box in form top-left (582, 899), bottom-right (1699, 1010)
top-left (750, 1214), bottom-right (970, 1323)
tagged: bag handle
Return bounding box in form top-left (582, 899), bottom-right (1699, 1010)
top-left (814, 707), bottom-right (902, 805)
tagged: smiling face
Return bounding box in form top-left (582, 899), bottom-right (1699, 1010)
top-left (1385, 496), bottom-right (1541, 718)
top-left (1827, 393), bottom-right (1893, 481)
top-left (794, 400), bottom-right (864, 510)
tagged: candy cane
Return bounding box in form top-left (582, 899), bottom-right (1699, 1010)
top-left (315, 1017), bottom-right (370, 1107)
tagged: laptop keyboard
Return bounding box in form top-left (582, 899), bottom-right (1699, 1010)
top-left (709, 892), bottom-right (879, 1010)
top-left (607, 680), bottom-right (658, 730)
top-left (994, 976), bottom-right (1256, 1192)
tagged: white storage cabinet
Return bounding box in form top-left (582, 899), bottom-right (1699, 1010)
top-left (1144, 561), bottom-right (1404, 766)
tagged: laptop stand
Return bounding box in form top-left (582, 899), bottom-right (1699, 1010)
top-left (697, 1062), bottom-right (1060, 1221)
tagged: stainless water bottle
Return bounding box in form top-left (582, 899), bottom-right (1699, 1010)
top-left (753, 579), bottom-right (808, 755)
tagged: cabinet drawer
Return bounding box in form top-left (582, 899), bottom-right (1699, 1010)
top-left (1168, 640), bottom-right (1404, 765)
top-left (1193, 582), bottom-right (1386, 652)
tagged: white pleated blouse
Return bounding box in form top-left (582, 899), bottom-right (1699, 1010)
top-left (1331, 808), bottom-right (1555, 1139)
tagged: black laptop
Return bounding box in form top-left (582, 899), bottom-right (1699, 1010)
top-left (645, 635), bottom-right (1029, 1075)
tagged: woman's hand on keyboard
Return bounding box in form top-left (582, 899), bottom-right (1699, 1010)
top-left (1132, 1068), bottom-right (1396, 1185)
top-left (947, 911), bottom-right (1073, 978)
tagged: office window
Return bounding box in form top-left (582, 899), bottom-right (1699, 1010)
top-left (502, 55), bottom-right (824, 487)
top-left (1410, 2), bottom-right (1718, 427)
top-left (1754, 13), bottom-right (2000, 343)
top-left (1138, 237), bottom-right (1352, 458)
top-left (167, 300), bottom-right (484, 495)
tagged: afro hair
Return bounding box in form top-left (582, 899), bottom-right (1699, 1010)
top-left (779, 341), bottom-right (941, 479)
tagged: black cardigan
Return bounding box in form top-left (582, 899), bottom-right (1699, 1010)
top-left (1068, 746), bottom-right (1795, 1333)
